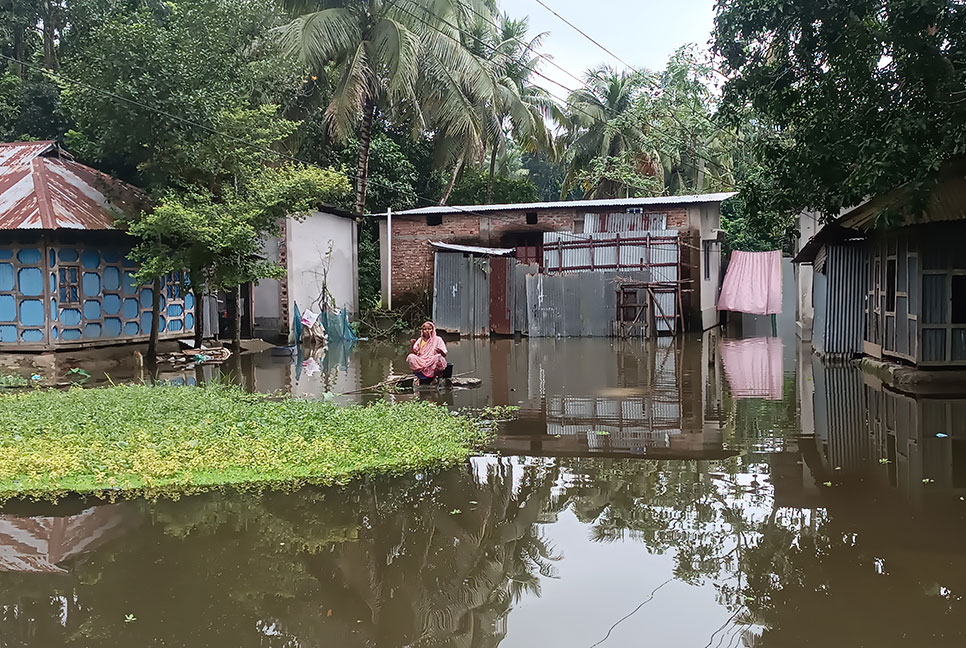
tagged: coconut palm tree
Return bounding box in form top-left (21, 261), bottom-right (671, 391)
top-left (277, 0), bottom-right (495, 214)
top-left (476, 14), bottom-right (559, 203)
top-left (560, 66), bottom-right (658, 199)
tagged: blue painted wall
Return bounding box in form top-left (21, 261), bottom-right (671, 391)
top-left (0, 239), bottom-right (194, 348)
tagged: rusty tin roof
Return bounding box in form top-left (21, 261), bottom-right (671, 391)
top-left (0, 141), bottom-right (143, 231)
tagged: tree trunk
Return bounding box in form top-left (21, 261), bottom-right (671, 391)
top-left (147, 277), bottom-right (162, 361)
top-left (355, 99), bottom-right (376, 215)
top-left (193, 285), bottom-right (205, 348)
top-left (41, 6), bottom-right (58, 70)
top-left (439, 157), bottom-right (464, 206)
top-left (12, 31), bottom-right (24, 78)
top-left (486, 145), bottom-right (498, 203)
top-left (233, 284), bottom-right (242, 351)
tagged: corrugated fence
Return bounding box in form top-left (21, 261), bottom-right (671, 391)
top-left (432, 228), bottom-right (680, 337)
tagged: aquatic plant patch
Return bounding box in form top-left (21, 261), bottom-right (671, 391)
top-left (0, 384), bottom-right (489, 501)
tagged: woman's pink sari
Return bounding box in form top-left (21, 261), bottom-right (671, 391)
top-left (407, 322), bottom-right (448, 378)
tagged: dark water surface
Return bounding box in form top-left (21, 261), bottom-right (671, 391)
top-left (3, 333), bottom-right (966, 647)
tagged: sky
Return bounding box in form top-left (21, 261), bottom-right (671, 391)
top-left (507, 0), bottom-right (718, 98)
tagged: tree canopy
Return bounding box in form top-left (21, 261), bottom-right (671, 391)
top-left (714, 0), bottom-right (966, 219)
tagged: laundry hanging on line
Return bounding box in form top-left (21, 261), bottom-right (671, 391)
top-left (717, 250), bottom-right (783, 315)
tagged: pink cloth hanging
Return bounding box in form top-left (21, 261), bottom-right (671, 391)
top-left (717, 250), bottom-right (783, 315)
top-left (720, 337), bottom-right (784, 400)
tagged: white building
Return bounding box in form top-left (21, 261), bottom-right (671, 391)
top-left (253, 207), bottom-right (359, 342)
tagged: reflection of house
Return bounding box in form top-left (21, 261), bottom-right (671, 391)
top-left (253, 206), bottom-right (359, 341)
top-left (0, 141), bottom-right (193, 349)
top-left (794, 160), bottom-right (966, 367)
top-left (379, 194), bottom-right (733, 334)
top-left (492, 335), bottom-right (731, 459)
top-left (798, 352), bottom-right (966, 497)
top-left (0, 502), bottom-right (137, 573)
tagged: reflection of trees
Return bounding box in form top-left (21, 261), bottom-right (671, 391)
top-left (0, 461), bottom-right (563, 648)
top-left (4, 451), bottom-right (966, 647)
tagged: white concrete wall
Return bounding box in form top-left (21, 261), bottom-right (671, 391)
top-left (286, 211), bottom-right (358, 318)
top-left (252, 210), bottom-right (358, 340)
top-left (253, 235), bottom-right (283, 334)
top-left (795, 212), bottom-right (819, 340)
top-left (692, 203), bottom-right (723, 330)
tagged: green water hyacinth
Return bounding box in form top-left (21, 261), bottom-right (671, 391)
top-left (0, 384), bottom-right (490, 501)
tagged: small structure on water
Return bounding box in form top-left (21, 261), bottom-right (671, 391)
top-left (0, 141), bottom-right (195, 350)
top-left (378, 193), bottom-right (733, 337)
top-left (794, 159), bottom-right (966, 368)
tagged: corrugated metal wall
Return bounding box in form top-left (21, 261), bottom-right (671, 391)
top-left (542, 230), bottom-right (679, 274)
top-left (542, 230), bottom-right (679, 332)
top-left (511, 262), bottom-right (537, 335)
top-left (432, 252), bottom-right (489, 337)
top-left (584, 212), bottom-right (668, 233)
top-left (525, 271), bottom-right (648, 337)
top-left (821, 243), bottom-right (866, 356)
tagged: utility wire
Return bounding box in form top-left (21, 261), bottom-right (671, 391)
top-left (388, 0), bottom-right (736, 185)
top-left (450, 0), bottom-right (586, 90)
top-left (0, 52), bottom-right (516, 223)
top-left (587, 576), bottom-right (675, 648)
top-left (532, 0), bottom-right (639, 74)
top-left (530, 0), bottom-right (744, 153)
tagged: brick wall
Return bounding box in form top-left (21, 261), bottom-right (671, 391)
top-left (388, 205), bottom-right (697, 305)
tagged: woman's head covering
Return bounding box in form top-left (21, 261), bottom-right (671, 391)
top-left (421, 321), bottom-right (436, 335)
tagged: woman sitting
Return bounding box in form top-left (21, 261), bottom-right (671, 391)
top-left (407, 321), bottom-right (449, 384)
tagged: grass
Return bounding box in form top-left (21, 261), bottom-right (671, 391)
top-left (0, 384), bottom-right (491, 501)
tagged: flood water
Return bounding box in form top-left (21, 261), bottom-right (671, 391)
top-left (3, 332), bottom-right (966, 647)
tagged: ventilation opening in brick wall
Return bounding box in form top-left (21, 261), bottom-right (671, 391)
top-left (426, 214), bottom-right (443, 226)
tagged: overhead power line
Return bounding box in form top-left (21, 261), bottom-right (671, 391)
top-left (0, 53), bottom-right (509, 221)
top-left (532, 0), bottom-right (640, 74)
top-left (387, 0), bottom-right (737, 185)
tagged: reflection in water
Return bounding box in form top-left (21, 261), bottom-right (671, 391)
top-left (0, 503), bottom-right (138, 574)
top-left (720, 337), bottom-right (784, 400)
top-left (2, 334), bottom-right (966, 646)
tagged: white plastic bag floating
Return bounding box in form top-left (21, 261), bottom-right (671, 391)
top-left (300, 309), bottom-right (321, 328)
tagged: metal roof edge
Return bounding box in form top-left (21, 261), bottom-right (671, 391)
top-left (386, 192), bottom-right (737, 217)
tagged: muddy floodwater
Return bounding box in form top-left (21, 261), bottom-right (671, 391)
top-left (3, 332), bottom-right (966, 647)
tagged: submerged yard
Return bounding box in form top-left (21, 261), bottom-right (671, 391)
top-left (0, 384), bottom-right (488, 500)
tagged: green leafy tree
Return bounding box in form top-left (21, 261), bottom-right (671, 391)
top-left (560, 66), bottom-right (657, 199)
top-left (713, 0), bottom-right (966, 218)
top-left (448, 166), bottom-right (538, 205)
top-left (465, 13), bottom-right (557, 203)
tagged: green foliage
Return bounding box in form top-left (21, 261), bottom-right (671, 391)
top-left (0, 73), bottom-right (69, 141)
top-left (0, 373), bottom-right (28, 388)
top-left (449, 167), bottom-right (538, 205)
top-left (125, 164), bottom-right (351, 291)
top-left (61, 0), bottom-right (288, 190)
top-left (713, 0), bottom-right (966, 218)
top-left (560, 49), bottom-right (740, 200)
top-left (721, 193), bottom-right (792, 253)
top-left (0, 383), bottom-right (490, 500)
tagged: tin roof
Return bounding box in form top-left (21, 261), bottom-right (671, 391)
top-left (835, 159), bottom-right (966, 231)
top-left (383, 192), bottom-right (736, 217)
top-left (0, 141), bottom-right (143, 231)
